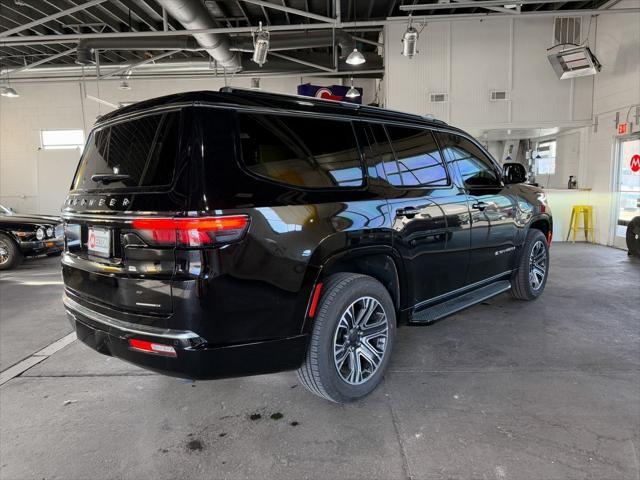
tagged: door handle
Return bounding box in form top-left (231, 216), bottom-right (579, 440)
top-left (472, 201), bottom-right (488, 211)
top-left (397, 207), bottom-right (421, 218)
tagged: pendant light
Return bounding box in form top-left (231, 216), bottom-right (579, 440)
top-left (0, 58), bottom-right (19, 98)
top-left (346, 0), bottom-right (366, 66)
top-left (0, 86), bottom-right (19, 98)
top-left (252, 22), bottom-right (270, 67)
top-left (401, 16), bottom-right (420, 58)
top-left (346, 77), bottom-right (360, 98)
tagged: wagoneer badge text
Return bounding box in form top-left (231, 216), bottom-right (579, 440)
top-left (64, 196), bottom-right (131, 208)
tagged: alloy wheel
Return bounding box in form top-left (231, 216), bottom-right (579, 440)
top-left (0, 240), bottom-right (9, 266)
top-left (333, 296), bottom-right (389, 385)
top-left (529, 240), bottom-right (547, 291)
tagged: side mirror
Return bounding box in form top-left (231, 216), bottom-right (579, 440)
top-left (503, 162), bottom-right (527, 184)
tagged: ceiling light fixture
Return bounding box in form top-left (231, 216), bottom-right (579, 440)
top-left (346, 0), bottom-right (366, 66)
top-left (346, 48), bottom-right (366, 66)
top-left (252, 22), bottom-right (270, 67)
top-left (346, 78), bottom-right (360, 99)
top-left (401, 16), bottom-right (420, 58)
top-left (0, 86), bottom-right (19, 98)
top-left (118, 78), bottom-right (131, 91)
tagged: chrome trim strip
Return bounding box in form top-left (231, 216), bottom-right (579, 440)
top-left (63, 294), bottom-right (200, 341)
top-left (62, 212), bottom-right (167, 221)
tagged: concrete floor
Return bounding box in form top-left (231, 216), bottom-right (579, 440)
top-left (0, 243), bottom-right (638, 480)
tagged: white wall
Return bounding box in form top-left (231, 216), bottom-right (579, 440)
top-left (0, 76), bottom-right (375, 215)
top-left (585, 0), bottom-right (640, 245)
top-left (535, 128), bottom-right (587, 190)
top-left (384, 15), bottom-right (594, 129)
top-left (385, 6), bottom-right (640, 246)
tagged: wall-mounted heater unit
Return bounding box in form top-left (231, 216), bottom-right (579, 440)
top-left (547, 45), bottom-right (601, 80)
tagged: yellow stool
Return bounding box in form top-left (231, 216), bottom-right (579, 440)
top-left (566, 205), bottom-right (595, 243)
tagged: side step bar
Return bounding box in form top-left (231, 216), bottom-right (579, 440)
top-left (410, 280), bottom-right (512, 324)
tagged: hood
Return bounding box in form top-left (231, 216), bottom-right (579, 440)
top-left (0, 214), bottom-right (61, 226)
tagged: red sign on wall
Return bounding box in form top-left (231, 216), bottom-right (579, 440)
top-left (631, 154), bottom-right (640, 173)
top-left (618, 123), bottom-right (628, 135)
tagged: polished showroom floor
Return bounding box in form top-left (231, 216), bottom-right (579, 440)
top-left (1, 243), bottom-right (638, 480)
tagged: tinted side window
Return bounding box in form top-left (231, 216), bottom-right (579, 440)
top-left (436, 132), bottom-right (501, 187)
top-left (384, 126), bottom-right (448, 187)
top-left (238, 113), bottom-right (364, 189)
top-left (72, 111), bottom-right (180, 191)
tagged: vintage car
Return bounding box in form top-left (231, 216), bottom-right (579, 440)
top-left (0, 204), bottom-right (64, 270)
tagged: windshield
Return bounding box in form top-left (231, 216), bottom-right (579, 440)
top-left (71, 110), bottom-right (181, 191)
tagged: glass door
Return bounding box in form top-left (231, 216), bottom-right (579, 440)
top-left (613, 134), bottom-right (640, 249)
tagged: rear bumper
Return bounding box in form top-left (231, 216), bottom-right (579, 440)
top-left (63, 294), bottom-right (308, 380)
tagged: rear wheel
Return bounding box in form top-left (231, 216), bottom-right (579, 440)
top-left (511, 229), bottom-right (549, 300)
top-left (0, 233), bottom-right (22, 271)
top-left (297, 273), bottom-right (396, 403)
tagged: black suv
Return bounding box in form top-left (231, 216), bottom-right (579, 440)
top-left (62, 88), bottom-right (552, 403)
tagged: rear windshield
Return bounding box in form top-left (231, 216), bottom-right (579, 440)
top-left (71, 111), bottom-right (180, 191)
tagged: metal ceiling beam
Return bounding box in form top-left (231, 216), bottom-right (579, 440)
top-left (2, 6), bottom-right (639, 46)
top-left (400, 0), bottom-right (587, 10)
top-left (0, 47), bottom-right (76, 78)
top-left (269, 51), bottom-right (335, 72)
top-left (239, 0), bottom-right (337, 23)
top-left (452, 0), bottom-right (519, 14)
top-left (99, 49), bottom-right (180, 79)
top-left (598, 0), bottom-right (623, 8)
top-left (351, 35), bottom-right (382, 47)
top-left (0, 0), bottom-right (110, 38)
top-left (7, 0), bottom-right (128, 63)
top-left (7, 68), bottom-right (385, 82)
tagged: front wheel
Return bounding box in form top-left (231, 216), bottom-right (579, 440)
top-left (511, 229), bottom-right (550, 300)
top-left (0, 233), bottom-right (23, 271)
top-left (297, 273), bottom-right (396, 403)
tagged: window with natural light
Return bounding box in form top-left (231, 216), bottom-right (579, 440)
top-left (40, 129), bottom-right (85, 150)
top-left (536, 140), bottom-right (557, 175)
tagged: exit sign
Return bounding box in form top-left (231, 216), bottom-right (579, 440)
top-left (618, 123), bottom-right (628, 135)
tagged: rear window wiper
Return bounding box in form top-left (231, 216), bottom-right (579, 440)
top-left (91, 173), bottom-right (131, 185)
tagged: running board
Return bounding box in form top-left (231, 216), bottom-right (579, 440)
top-left (409, 280), bottom-right (512, 324)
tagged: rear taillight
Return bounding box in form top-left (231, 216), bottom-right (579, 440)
top-left (128, 338), bottom-right (177, 357)
top-left (131, 215), bottom-right (249, 247)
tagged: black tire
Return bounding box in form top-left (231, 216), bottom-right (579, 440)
top-left (511, 229), bottom-right (549, 300)
top-left (297, 273), bottom-right (396, 403)
top-left (0, 233), bottom-right (23, 271)
top-left (626, 216), bottom-right (640, 257)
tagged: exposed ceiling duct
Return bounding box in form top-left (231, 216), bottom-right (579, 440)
top-left (76, 37), bottom-right (200, 65)
top-left (154, 0), bottom-right (241, 71)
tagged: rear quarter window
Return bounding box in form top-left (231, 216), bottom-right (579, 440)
top-left (71, 111), bottom-right (180, 191)
top-left (237, 112), bottom-right (364, 189)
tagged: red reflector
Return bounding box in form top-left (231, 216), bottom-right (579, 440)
top-left (131, 215), bottom-right (249, 247)
top-left (308, 282), bottom-right (323, 318)
top-left (128, 338), bottom-right (177, 357)
top-left (547, 230), bottom-right (553, 246)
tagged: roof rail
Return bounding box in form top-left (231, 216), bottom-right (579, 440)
top-left (219, 86), bottom-right (358, 108)
top-left (219, 86), bottom-right (448, 125)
